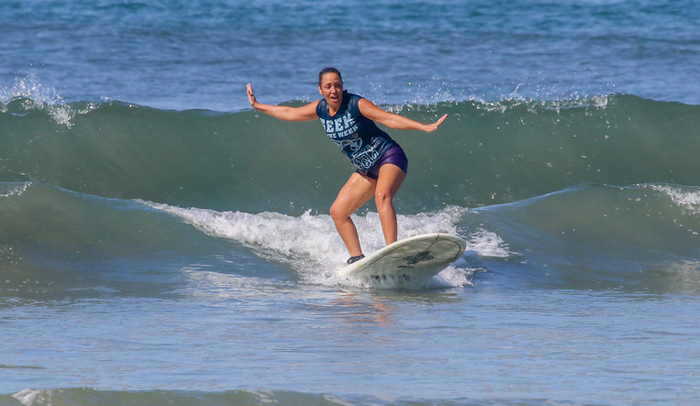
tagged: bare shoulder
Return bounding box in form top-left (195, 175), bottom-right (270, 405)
top-left (357, 97), bottom-right (390, 120)
top-left (302, 99), bottom-right (321, 112)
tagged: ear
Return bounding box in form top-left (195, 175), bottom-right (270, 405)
top-left (318, 86), bottom-right (323, 96)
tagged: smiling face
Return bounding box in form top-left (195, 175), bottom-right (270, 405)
top-left (318, 72), bottom-right (344, 113)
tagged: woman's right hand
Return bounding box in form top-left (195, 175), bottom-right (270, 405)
top-left (246, 83), bottom-right (257, 108)
top-left (244, 83), bottom-right (319, 122)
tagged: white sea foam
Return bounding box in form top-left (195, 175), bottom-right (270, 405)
top-left (12, 389), bottom-right (50, 406)
top-left (143, 202), bottom-right (508, 289)
top-left (0, 182), bottom-right (32, 198)
top-left (648, 184), bottom-right (700, 216)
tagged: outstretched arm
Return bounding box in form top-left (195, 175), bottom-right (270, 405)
top-left (247, 83), bottom-right (319, 122)
top-left (358, 98), bottom-right (447, 132)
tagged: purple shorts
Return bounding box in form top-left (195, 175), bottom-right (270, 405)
top-left (357, 145), bottom-right (408, 180)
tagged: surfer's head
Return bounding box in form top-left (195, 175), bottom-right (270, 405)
top-left (318, 67), bottom-right (342, 86)
top-left (318, 67), bottom-right (344, 108)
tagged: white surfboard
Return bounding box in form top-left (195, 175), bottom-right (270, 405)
top-left (337, 233), bottom-right (466, 287)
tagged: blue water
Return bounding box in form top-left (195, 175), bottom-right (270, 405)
top-left (2, 1), bottom-right (700, 405)
top-left (3, 0), bottom-right (700, 111)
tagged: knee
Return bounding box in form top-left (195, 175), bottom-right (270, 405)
top-left (374, 190), bottom-right (393, 209)
top-left (329, 202), bottom-right (347, 222)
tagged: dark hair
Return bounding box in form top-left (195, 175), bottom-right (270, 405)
top-left (318, 67), bottom-right (343, 86)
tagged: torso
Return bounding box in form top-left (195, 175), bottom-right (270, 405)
top-left (316, 91), bottom-right (397, 172)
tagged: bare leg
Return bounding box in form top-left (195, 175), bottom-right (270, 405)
top-left (374, 164), bottom-right (406, 245)
top-left (330, 172), bottom-right (376, 257)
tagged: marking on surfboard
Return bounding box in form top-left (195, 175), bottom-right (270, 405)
top-left (403, 250), bottom-right (434, 265)
top-left (399, 250), bottom-right (434, 268)
top-left (370, 274), bottom-right (412, 282)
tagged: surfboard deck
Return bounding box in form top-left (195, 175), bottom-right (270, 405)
top-left (337, 233), bottom-right (466, 287)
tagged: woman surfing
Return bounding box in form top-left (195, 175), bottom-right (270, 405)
top-left (247, 67), bottom-right (447, 264)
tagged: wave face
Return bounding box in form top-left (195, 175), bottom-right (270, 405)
top-left (2, 94), bottom-right (699, 296)
top-left (2, 94), bottom-right (700, 213)
top-left (467, 183), bottom-right (700, 294)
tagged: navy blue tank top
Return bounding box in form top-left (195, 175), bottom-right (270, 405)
top-left (316, 91), bottom-right (397, 172)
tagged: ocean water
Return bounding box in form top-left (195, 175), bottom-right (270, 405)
top-left (2, 1), bottom-right (700, 405)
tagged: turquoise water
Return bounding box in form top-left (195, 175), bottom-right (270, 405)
top-left (2, 1), bottom-right (700, 405)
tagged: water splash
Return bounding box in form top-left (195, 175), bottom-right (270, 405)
top-left (142, 202), bottom-right (490, 289)
top-left (0, 75), bottom-right (96, 127)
